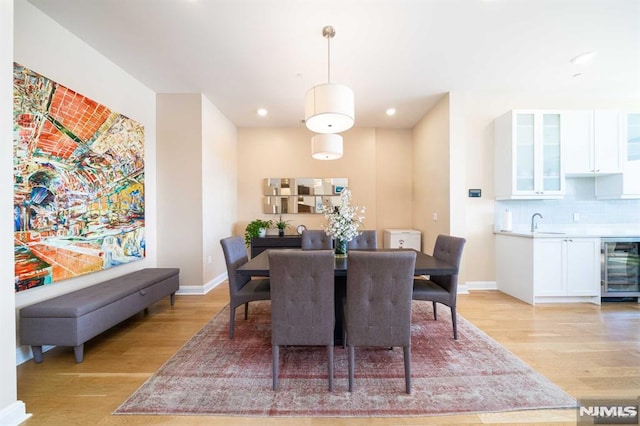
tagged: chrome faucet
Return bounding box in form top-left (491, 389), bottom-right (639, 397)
top-left (531, 213), bottom-right (543, 232)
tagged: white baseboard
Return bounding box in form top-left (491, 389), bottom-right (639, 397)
top-left (16, 344), bottom-right (54, 366)
top-left (465, 281), bottom-right (498, 291)
top-left (175, 272), bottom-right (227, 295)
top-left (452, 281), bottom-right (497, 295)
top-left (0, 401), bottom-right (31, 425)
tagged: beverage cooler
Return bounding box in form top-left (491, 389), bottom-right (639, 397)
top-left (601, 238), bottom-right (640, 298)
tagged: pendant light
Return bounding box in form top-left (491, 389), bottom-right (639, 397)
top-left (305, 26), bottom-right (354, 134)
top-left (311, 134), bottom-right (343, 160)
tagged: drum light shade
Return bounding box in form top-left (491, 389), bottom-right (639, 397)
top-left (306, 26), bottom-right (354, 159)
top-left (305, 83), bottom-right (354, 134)
top-left (311, 134), bottom-right (343, 160)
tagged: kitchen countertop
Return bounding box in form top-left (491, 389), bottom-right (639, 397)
top-left (495, 224), bottom-right (640, 239)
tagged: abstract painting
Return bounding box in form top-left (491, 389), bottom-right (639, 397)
top-left (13, 63), bottom-right (145, 292)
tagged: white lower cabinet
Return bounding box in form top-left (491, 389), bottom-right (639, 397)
top-left (496, 235), bottom-right (600, 305)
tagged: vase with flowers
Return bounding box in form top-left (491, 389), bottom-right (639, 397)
top-left (321, 189), bottom-right (365, 258)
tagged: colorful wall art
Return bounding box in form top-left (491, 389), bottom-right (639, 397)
top-left (13, 63), bottom-right (145, 292)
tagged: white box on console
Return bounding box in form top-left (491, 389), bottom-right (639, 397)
top-left (383, 229), bottom-right (421, 250)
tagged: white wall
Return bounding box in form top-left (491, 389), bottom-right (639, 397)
top-left (236, 127), bottom-right (410, 240)
top-left (156, 93), bottom-right (238, 292)
top-left (1, 1), bottom-right (28, 423)
top-left (412, 94), bottom-right (451, 252)
top-left (201, 95), bottom-right (238, 287)
top-left (156, 94), bottom-right (203, 286)
top-left (375, 129), bottom-right (414, 233)
top-left (13, 0), bottom-right (157, 359)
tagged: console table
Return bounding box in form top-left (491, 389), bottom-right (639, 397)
top-left (250, 235), bottom-right (302, 258)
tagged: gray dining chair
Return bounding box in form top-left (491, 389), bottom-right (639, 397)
top-left (413, 234), bottom-right (466, 339)
top-left (344, 250), bottom-right (416, 393)
top-left (220, 236), bottom-right (270, 339)
top-left (269, 250), bottom-right (336, 391)
top-left (301, 229), bottom-right (333, 250)
top-left (347, 230), bottom-right (378, 250)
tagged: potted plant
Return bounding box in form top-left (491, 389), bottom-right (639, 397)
top-left (244, 219), bottom-right (272, 246)
top-left (274, 215), bottom-right (291, 237)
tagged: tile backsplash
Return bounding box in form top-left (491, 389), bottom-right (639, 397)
top-left (495, 177), bottom-right (640, 230)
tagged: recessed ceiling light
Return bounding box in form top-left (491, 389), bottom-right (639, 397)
top-left (570, 50), bottom-right (597, 65)
top-left (386, 108), bottom-right (396, 116)
top-left (257, 108), bottom-right (268, 117)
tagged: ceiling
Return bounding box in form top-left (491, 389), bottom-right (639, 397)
top-left (27, 0), bottom-right (640, 130)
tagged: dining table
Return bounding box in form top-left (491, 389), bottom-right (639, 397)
top-left (237, 248), bottom-right (459, 344)
top-left (237, 248), bottom-right (459, 277)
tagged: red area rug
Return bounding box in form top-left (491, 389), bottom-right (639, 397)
top-left (114, 301), bottom-right (575, 417)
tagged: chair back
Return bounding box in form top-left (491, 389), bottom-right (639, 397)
top-left (347, 230), bottom-right (378, 250)
top-left (269, 250), bottom-right (335, 346)
top-left (220, 236), bottom-right (251, 296)
top-left (346, 250), bottom-right (416, 347)
top-left (430, 235), bottom-right (466, 293)
top-left (301, 230), bottom-right (333, 250)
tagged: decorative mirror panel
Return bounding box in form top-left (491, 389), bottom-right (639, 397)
top-left (263, 178), bottom-right (347, 214)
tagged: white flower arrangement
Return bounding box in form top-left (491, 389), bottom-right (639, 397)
top-left (322, 189), bottom-right (365, 242)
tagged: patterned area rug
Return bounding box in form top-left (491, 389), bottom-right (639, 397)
top-left (114, 301), bottom-right (575, 417)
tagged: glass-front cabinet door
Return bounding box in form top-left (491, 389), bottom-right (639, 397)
top-left (512, 111), bottom-right (563, 197)
top-left (515, 114), bottom-right (535, 192)
top-left (541, 113), bottom-right (562, 192)
top-left (627, 113), bottom-right (640, 162)
top-left (495, 110), bottom-right (565, 199)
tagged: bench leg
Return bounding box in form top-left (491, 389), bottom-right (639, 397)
top-left (31, 346), bottom-right (43, 363)
top-left (170, 292), bottom-right (176, 306)
top-left (73, 344), bottom-right (84, 363)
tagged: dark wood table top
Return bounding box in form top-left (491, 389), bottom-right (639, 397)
top-left (237, 248), bottom-right (458, 277)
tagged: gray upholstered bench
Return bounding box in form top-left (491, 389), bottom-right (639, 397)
top-left (20, 267), bottom-right (180, 363)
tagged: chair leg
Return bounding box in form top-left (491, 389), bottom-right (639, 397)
top-left (432, 301), bottom-right (437, 320)
top-left (229, 306), bottom-right (236, 339)
top-left (342, 326), bottom-right (347, 349)
top-left (327, 345), bottom-right (334, 391)
top-left (348, 345), bottom-right (355, 392)
top-left (272, 345), bottom-right (279, 391)
top-left (403, 345), bottom-right (411, 394)
top-left (451, 306), bottom-right (458, 340)
top-left (244, 302), bottom-right (249, 320)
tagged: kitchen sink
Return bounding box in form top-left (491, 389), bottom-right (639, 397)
top-left (534, 231), bottom-right (566, 235)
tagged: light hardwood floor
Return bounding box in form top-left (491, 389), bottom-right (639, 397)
top-left (17, 284), bottom-right (640, 425)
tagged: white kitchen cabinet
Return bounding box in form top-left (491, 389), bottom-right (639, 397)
top-left (532, 238), bottom-right (564, 296)
top-left (494, 110), bottom-right (564, 199)
top-left (495, 234), bottom-right (600, 305)
top-left (534, 237), bottom-right (601, 299)
top-left (565, 110), bottom-right (624, 176)
top-left (596, 112), bottom-right (640, 199)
